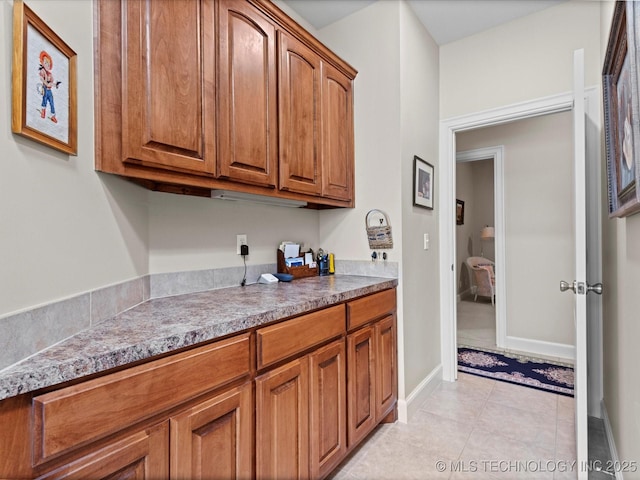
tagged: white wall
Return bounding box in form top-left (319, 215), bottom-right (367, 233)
top-left (457, 113), bottom-right (574, 347)
top-left (440, 0), bottom-right (602, 119)
top-left (0, 0), bottom-right (148, 317)
top-left (398, 0), bottom-right (441, 397)
top-left (148, 193), bottom-right (319, 273)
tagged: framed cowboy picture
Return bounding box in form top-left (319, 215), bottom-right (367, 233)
top-left (12, 0), bottom-right (77, 155)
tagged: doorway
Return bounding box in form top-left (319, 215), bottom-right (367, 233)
top-left (453, 111), bottom-right (579, 363)
top-left (439, 85), bottom-right (603, 411)
top-left (455, 147), bottom-right (505, 352)
top-left (438, 90), bottom-right (602, 382)
top-left (439, 52), bottom-right (603, 480)
top-left (456, 157), bottom-right (496, 350)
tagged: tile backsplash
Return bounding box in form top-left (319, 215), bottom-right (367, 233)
top-left (0, 260), bottom-right (398, 371)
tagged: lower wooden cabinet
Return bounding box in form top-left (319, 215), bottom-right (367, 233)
top-left (36, 423), bottom-right (169, 480)
top-left (0, 288), bottom-right (397, 480)
top-left (256, 357), bottom-right (310, 480)
top-left (309, 340), bottom-right (347, 479)
top-left (170, 383), bottom-right (254, 480)
top-left (346, 325), bottom-right (376, 447)
top-left (36, 383), bottom-right (255, 480)
top-left (375, 314), bottom-right (398, 421)
top-left (346, 313), bottom-right (398, 448)
top-left (256, 337), bottom-right (348, 480)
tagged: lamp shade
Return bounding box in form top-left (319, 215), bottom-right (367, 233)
top-left (480, 226), bottom-right (495, 239)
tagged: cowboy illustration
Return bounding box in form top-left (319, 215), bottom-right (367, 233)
top-left (38, 50), bottom-right (60, 124)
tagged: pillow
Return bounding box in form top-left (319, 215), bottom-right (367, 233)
top-left (477, 264), bottom-right (495, 283)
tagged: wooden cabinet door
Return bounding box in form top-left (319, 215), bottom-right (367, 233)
top-left (309, 339), bottom-right (347, 480)
top-left (170, 382), bottom-right (253, 480)
top-left (36, 423), bottom-right (169, 480)
top-left (218, 0), bottom-right (278, 187)
top-left (321, 63), bottom-right (354, 202)
top-left (279, 32), bottom-right (323, 196)
top-left (256, 357), bottom-right (310, 480)
top-left (375, 314), bottom-right (397, 421)
top-left (122, 0), bottom-right (215, 175)
top-left (346, 325), bottom-right (376, 447)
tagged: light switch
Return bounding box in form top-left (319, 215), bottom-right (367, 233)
top-left (424, 233), bottom-right (429, 250)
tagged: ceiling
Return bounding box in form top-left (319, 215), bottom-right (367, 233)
top-left (282, 0), bottom-right (567, 45)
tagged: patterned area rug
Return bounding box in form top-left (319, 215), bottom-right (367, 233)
top-left (457, 347), bottom-right (574, 397)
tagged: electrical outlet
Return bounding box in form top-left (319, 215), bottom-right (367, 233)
top-left (236, 234), bottom-right (247, 255)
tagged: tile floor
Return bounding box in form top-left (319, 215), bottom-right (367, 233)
top-left (330, 372), bottom-right (577, 479)
top-left (457, 298), bottom-right (496, 351)
top-left (328, 298), bottom-right (612, 479)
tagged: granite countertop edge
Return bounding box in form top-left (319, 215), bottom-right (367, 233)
top-left (0, 275), bottom-right (398, 401)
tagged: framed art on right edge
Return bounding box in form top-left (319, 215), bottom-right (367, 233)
top-left (603, 0), bottom-right (640, 217)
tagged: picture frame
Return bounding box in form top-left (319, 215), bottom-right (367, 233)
top-left (603, 0), bottom-right (640, 217)
top-left (12, 0), bottom-right (77, 155)
top-left (413, 155), bottom-right (434, 210)
top-left (456, 199), bottom-right (465, 225)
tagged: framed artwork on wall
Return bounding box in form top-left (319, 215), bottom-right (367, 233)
top-left (12, 0), bottom-right (77, 155)
top-left (413, 155), bottom-right (434, 210)
top-left (456, 199), bottom-right (465, 225)
top-left (603, 0), bottom-right (640, 217)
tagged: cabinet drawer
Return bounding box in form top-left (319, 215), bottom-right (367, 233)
top-left (257, 305), bottom-right (345, 369)
top-left (33, 333), bottom-right (251, 464)
top-left (347, 289), bottom-right (396, 331)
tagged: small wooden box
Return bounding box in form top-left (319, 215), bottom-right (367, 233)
top-left (277, 249), bottom-right (318, 279)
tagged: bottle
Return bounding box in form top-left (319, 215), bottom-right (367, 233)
top-left (328, 253), bottom-right (335, 274)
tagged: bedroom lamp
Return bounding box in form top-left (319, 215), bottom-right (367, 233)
top-left (480, 226), bottom-right (494, 257)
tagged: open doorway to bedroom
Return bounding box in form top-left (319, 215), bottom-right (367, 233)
top-left (455, 156), bottom-right (496, 351)
top-left (453, 111), bottom-right (576, 364)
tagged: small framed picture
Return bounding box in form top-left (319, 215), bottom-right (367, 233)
top-left (12, 0), bottom-right (77, 155)
top-left (456, 199), bottom-right (465, 225)
top-left (413, 155), bottom-right (434, 210)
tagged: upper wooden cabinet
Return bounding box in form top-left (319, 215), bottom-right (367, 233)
top-left (321, 63), bottom-right (354, 202)
top-left (95, 0), bottom-right (357, 208)
top-left (218, 0), bottom-right (278, 187)
top-left (121, 0), bottom-right (216, 175)
top-left (277, 31), bottom-right (355, 202)
top-left (279, 31), bottom-right (323, 196)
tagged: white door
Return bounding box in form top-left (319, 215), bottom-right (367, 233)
top-left (563, 48), bottom-right (600, 480)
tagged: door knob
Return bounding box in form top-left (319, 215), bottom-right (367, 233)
top-left (560, 280), bottom-right (603, 295)
top-left (559, 280), bottom-right (576, 293)
top-left (587, 282), bottom-right (603, 295)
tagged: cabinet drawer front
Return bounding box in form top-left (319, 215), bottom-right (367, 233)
top-left (33, 334), bottom-right (251, 464)
top-left (257, 305), bottom-right (345, 369)
top-left (347, 289), bottom-right (396, 331)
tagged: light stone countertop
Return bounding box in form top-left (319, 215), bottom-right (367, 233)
top-left (0, 275), bottom-right (397, 401)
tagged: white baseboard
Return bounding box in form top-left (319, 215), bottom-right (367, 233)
top-left (601, 400), bottom-right (624, 480)
top-left (505, 335), bottom-right (575, 361)
top-left (397, 364), bottom-right (442, 423)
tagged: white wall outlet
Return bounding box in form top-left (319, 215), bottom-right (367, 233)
top-left (237, 234), bottom-right (247, 255)
top-left (424, 233), bottom-right (429, 250)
